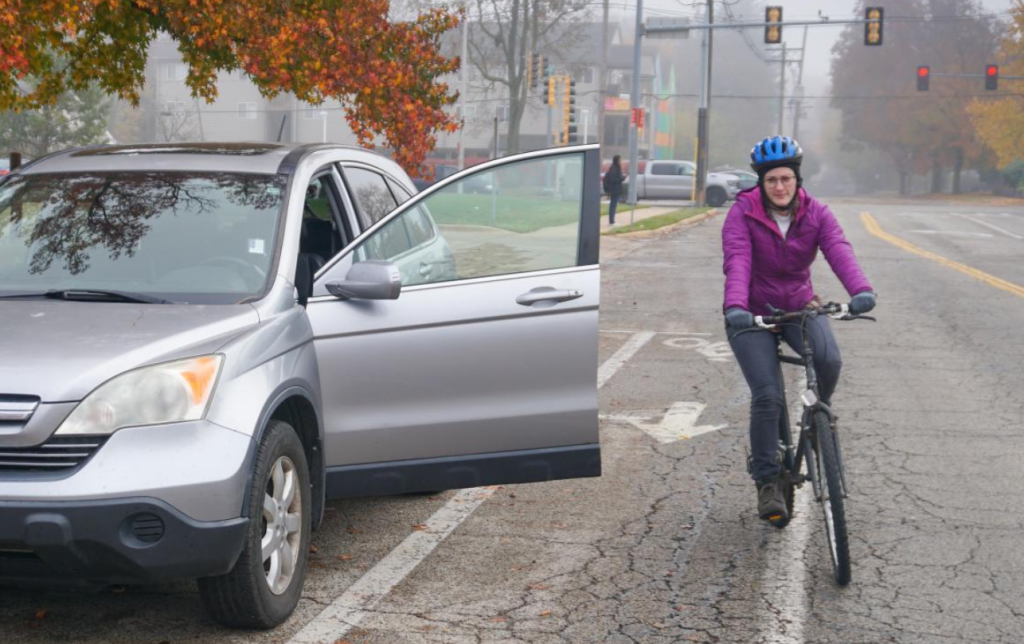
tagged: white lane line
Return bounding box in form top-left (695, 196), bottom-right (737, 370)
top-left (956, 214), bottom-right (1024, 240)
top-left (289, 332), bottom-right (651, 644)
top-left (757, 372), bottom-right (810, 643)
top-left (597, 331), bottom-right (656, 388)
top-left (288, 487), bottom-right (496, 644)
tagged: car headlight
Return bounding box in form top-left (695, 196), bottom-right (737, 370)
top-left (56, 355), bottom-right (224, 436)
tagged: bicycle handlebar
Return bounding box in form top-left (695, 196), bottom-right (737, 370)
top-left (754, 302), bottom-right (876, 329)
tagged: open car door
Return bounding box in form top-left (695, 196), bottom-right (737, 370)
top-left (306, 146), bottom-right (602, 497)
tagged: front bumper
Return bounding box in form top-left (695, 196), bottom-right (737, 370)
top-left (0, 497), bottom-right (248, 587)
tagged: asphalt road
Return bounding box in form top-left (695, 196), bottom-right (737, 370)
top-left (3, 198), bottom-right (1022, 643)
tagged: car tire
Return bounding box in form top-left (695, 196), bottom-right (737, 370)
top-left (198, 420), bottom-right (312, 629)
top-left (706, 187), bottom-right (727, 207)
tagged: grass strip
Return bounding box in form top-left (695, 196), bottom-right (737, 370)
top-left (603, 207), bottom-right (711, 235)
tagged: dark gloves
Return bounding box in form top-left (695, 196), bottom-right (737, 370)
top-left (725, 307), bottom-right (754, 330)
top-left (849, 291), bottom-right (877, 315)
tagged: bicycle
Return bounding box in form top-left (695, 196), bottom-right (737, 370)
top-left (735, 302), bottom-right (875, 586)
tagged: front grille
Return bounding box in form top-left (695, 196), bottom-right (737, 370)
top-left (0, 395), bottom-right (40, 424)
top-left (0, 436), bottom-right (107, 472)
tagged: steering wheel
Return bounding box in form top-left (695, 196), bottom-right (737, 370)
top-left (197, 255), bottom-right (267, 288)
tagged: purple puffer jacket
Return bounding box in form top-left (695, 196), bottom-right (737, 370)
top-left (722, 188), bottom-right (872, 315)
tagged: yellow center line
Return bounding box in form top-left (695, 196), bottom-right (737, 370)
top-left (860, 211), bottom-right (1024, 300)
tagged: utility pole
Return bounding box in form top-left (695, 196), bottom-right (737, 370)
top-left (598, 0), bottom-right (609, 147)
top-left (791, 26), bottom-right (808, 139)
top-left (626, 0), bottom-right (643, 206)
top-left (777, 41), bottom-right (786, 135)
top-left (694, 0), bottom-right (714, 206)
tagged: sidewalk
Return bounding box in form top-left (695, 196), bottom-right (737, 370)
top-left (599, 203), bottom-right (689, 233)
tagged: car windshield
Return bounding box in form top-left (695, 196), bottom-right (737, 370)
top-left (0, 172), bottom-right (286, 304)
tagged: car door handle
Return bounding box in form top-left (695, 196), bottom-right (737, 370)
top-left (515, 288), bottom-right (584, 306)
top-left (419, 262), bottom-right (433, 277)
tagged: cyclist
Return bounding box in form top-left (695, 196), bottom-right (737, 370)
top-left (721, 136), bottom-right (876, 524)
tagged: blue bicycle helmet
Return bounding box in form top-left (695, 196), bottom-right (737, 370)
top-left (750, 136), bottom-right (803, 175)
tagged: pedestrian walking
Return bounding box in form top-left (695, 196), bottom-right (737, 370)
top-left (602, 154), bottom-right (625, 225)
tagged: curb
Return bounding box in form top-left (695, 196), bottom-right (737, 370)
top-left (603, 208), bottom-right (723, 239)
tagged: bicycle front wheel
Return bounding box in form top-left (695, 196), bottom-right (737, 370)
top-left (813, 411), bottom-right (851, 585)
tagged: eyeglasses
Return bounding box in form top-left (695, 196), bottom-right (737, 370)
top-left (765, 176), bottom-right (796, 188)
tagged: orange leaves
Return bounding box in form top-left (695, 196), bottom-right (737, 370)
top-left (0, 0), bottom-right (459, 172)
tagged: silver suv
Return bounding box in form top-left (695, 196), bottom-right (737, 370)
top-left (0, 143), bottom-right (602, 628)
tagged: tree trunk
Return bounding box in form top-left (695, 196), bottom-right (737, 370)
top-left (931, 154), bottom-right (943, 193)
top-left (952, 147), bottom-right (964, 194)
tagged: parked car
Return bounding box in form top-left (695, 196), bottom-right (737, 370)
top-left (412, 163), bottom-right (496, 194)
top-left (601, 159), bottom-right (741, 206)
top-left (718, 168), bottom-right (758, 191)
top-left (0, 142), bottom-right (602, 628)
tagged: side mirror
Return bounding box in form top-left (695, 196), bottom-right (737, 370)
top-left (325, 260), bottom-right (402, 300)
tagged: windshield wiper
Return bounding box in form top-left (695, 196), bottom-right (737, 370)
top-left (0, 289), bottom-right (172, 304)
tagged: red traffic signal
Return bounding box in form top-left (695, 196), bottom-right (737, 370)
top-left (985, 64), bottom-right (999, 91)
top-left (916, 66), bottom-right (930, 92)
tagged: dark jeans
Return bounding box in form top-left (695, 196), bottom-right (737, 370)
top-left (608, 193), bottom-right (620, 223)
top-left (726, 316), bottom-right (842, 482)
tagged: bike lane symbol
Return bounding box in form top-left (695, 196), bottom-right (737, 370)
top-left (663, 336), bottom-right (733, 362)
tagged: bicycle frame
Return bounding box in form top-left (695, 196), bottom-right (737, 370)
top-left (773, 313), bottom-right (847, 501)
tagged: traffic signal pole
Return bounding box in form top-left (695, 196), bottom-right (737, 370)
top-left (626, 0), bottom-right (643, 207)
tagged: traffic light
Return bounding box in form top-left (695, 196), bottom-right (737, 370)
top-left (985, 64), bottom-right (999, 91)
top-left (916, 66), bottom-right (930, 92)
top-left (527, 52), bottom-right (535, 90)
top-left (547, 76), bottom-right (557, 106)
top-left (865, 7), bottom-right (883, 46)
top-left (765, 7), bottom-right (782, 44)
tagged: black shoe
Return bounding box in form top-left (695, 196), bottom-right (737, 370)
top-left (757, 476), bottom-right (789, 526)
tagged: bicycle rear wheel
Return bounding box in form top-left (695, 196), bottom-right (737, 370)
top-left (813, 411), bottom-right (851, 585)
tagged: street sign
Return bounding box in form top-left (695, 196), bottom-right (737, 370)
top-left (645, 17), bottom-right (691, 39)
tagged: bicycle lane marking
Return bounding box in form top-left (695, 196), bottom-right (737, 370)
top-left (861, 212), bottom-right (1024, 299)
top-left (757, 371), bottom-right (810, 644)
top-left (287, 331), bottom-right (654, 644)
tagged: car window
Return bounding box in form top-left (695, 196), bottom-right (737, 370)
top-left (0, 172), bottom-right (285, 304)
top-left (385, 177), bottom-right (413, 205)
top-left (679, 165), bottom-right (694, 176)
top-left (300, 174), bottom-right (346, 260)
top-left (343, 167), bottom-right (399, 228)
top-left (651, 163), bottom-right (673, 176)
top-left (351, 153), bottom-right (585, 286)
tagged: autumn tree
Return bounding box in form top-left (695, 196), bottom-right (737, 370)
top-left (0, 0), bottom-right (462, 174)
top-left (968, 2), bottom-right (1024, 172)
top-left (831, 0), bottom-right (999, 193)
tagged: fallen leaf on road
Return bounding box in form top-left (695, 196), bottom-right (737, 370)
top-left (539, 610), bottom-right (552, 617)
top-left (529, 583), bottom-right (550, 591)
top-left (488, 616), bottom-right (508, 622)
top-left (309, 545), bottom-right (319, 554)
top-left (34, 609), bottom-right (47, 620)
top-left (337, 554), bottom-right (355, 561)
top-left (411, 524), bottom-right (428, 531)
top-left (347, 526), bottom-right (364, 534)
